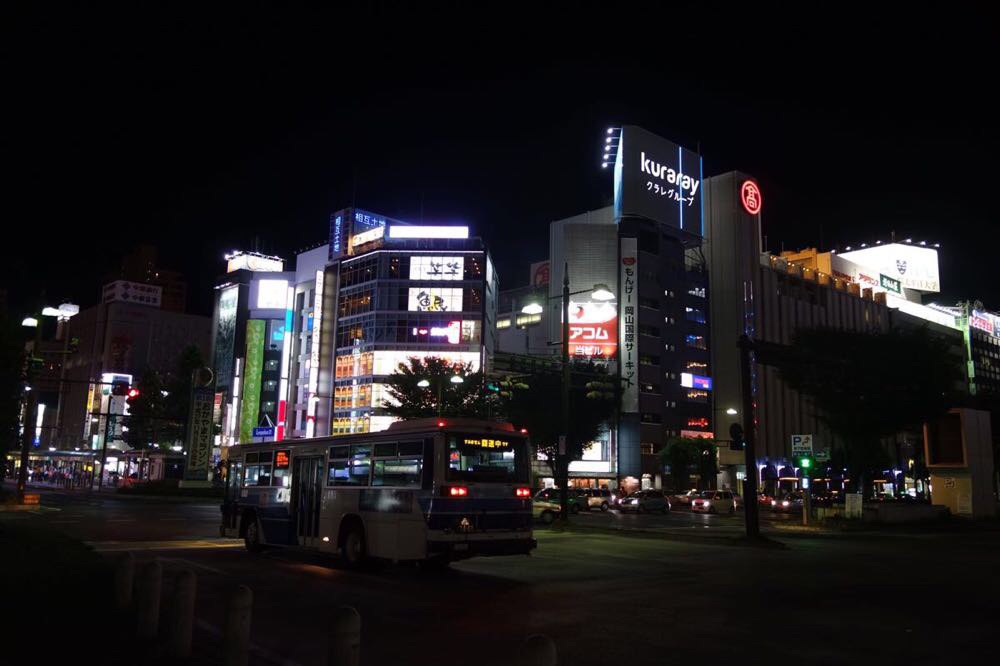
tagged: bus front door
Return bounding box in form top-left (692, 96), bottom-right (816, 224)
top-left (291, 456), bottom-right (324, 547)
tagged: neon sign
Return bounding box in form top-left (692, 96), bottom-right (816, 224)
top-left (741, 180), bottom-right (762, 215)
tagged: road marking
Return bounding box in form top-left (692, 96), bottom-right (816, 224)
top-left (195, 619), bottom-right (303, 665)
top-left (107, 519), bottom-right (137, 522)
top-left (49, 520), bottom-right (80, 524)
top-left (159, 518), bottom-right (187, 521)
top-left (158, 557), bottom-right (227, 575)
top-left (87, 539), bottom-right (244, 552)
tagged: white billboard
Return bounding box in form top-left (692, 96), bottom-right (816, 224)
top-left (838, 243), bottom-right (940, 293)
top-left (408, 287), bottom-right (462, 312)
top-left (371, 350), bottom-right (481, 376)
top-left (256, 279), bottom-right (290, 309)
top-left (410, 256), bottom-right (465, 280)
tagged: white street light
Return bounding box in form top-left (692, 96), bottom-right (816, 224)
top-left (449, 375), bottom-right (464, 384)
top-left (726, 407), bottom-right (738, 415)
top-left (21, 317), bottom-right (38, 328)
top-left (417, 379), bottom-right (431, 388)
top-left (521, 302), bottom-right (544, 315)
top-left (591, 284), bottom-right (615, 301)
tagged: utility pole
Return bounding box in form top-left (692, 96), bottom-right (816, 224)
top-left (738, 335), bottom-right (761, 539)
top-left (559, 264), bottom-right (571, 521)
top-left (16, 317), bottom-right (43, 502)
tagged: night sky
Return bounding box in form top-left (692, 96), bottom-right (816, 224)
top-left (3, 6), bottom-right (996, 318)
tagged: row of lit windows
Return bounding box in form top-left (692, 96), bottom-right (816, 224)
top-left (341, 254), bottom-right (485, 288)
top-left (337, 317), bottom-right (482, 348)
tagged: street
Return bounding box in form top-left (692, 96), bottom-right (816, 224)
top-left (3, 487), bottom-right (998, 665)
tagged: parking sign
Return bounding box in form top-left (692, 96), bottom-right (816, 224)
top-left (791, 434), bottom-right (813, 456)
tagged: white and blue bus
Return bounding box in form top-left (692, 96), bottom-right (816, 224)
top-left (220, 418), bottom-right (535, 567)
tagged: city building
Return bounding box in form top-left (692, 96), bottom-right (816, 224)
top-left (113, 244), bottom-right (189, 312)
top-left (57, 287), bottom-right (211, 453)
top-left (314, 207), bottom-right (498, 437)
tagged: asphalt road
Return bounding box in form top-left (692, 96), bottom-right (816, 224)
top-left (6, 487), bottom-right (1000, 665)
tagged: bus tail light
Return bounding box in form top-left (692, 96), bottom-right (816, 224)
top-left (515, 487), bottom-right (531, 498)
top-left (447, 486), bottom-right (468, 497)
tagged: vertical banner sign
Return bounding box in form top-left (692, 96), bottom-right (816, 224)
top-left (239, 320), bottom-right (265, 444)
top-left (184, 385), bottom-right (215, 483)
top-left (213, 286), bottom-right (239, 389)
top-left (619, 238), bottom-right (639, 413)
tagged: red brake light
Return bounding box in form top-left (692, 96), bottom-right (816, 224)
top-left (448, 486), bottom-right (468, 497)
top-left (519, 428), bottom-right (528, 434)
top-left (516, 487), bottom-right (531, 498)
top-left (437, 421), bottom-right (446, 427)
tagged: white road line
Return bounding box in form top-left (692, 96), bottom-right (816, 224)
top-left (87, 539), bottom-right (244, 552)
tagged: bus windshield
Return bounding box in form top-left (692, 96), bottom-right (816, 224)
top-left (446, 433), bottom-right (528, 483)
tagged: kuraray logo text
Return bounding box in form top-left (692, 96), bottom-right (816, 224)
top-left (640, 152), bottom-right (699, 195)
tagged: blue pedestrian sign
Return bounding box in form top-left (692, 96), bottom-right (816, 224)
top-left (252, 426), bottom-right (275, 438)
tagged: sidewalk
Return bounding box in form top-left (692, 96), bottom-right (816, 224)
top-left (1, 480), bottom-right (222, 504)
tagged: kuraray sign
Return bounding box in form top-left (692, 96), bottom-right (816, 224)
top-left (640, 152), bottom-right (700, 195)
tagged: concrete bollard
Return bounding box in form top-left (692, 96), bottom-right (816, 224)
top-left (521, 634), bottom-right (557, 666)
top-left (114, 552), bottom-right (135, 610)
top-left (135, 560), bottom-right (162, 640)
top-left (224, 585), bottom-right (253, 666)
top-left (167, 569), bottom-right (197, 658)
top-left (327, 606), bottom-right (361, 666)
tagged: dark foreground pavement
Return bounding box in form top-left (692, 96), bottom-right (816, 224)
top-left (4, 487), bottom-right (999, 665)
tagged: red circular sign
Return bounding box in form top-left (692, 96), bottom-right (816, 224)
top-left (740, 180), bottom-right (762, 215)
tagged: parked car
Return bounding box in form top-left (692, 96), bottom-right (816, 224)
top-left (618, 489), bottom-right (671, 513)
top-left (533, 498), bottom-right (561, 524)
top-left (691, 489), bottom-right (739, 514)
top-left (757, 493), bottom-right (775, 508)
top-left (580, 488), bottom-right (614, 511)
top-left (770, 493), bottom-right (804, 513)
top-left (672, 490), bottom-right (700, 506)
top-left (534, 488), bottom-right (582, 514)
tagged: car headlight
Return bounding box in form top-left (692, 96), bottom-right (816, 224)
top-left (782, 501), bottom-right (790, 507)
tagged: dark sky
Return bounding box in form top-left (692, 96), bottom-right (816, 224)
top-left (3, 5), bottom-right (997, 317)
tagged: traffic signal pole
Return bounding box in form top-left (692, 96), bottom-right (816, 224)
top-left (15, 318), bottom-right (43, 502)
top-left (738, 336), bottom-right (761, 539)
top-left (559, 264), bottom-right (571, 521)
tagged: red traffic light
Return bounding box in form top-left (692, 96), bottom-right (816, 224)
top-left (127, 388), bottom-right (140, 399)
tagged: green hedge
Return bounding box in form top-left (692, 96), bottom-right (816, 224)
top-left (116, 479), bottom-right (224, 498)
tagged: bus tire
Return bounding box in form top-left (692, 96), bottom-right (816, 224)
top-left (243, 513), bottom-right (263, 553)
top-left (339, 520), bottom-right (367, 568)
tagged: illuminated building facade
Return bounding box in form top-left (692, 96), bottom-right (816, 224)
top-left (312, 208), bottom-right (498, 437)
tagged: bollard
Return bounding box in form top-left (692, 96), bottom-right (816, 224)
top-left (114, 552), bottom-right (135, 610)
top-left (223, 585), bottom-right (253, 666)
top-left (135, 560), bottom-right (162, 640)
top-left (167, 569), bottom-right (197, 658)
top-left (327, 606), bottom-right (361, 666)
top-left (521, 634), bottom-right (557, 666)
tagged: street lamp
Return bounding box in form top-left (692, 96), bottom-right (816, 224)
top-left (520, 266), bottom-right (618, 521)
top-left (417, 374), bottom-right (464, 416)
top-left (16, 301), bottom-right (79, 502)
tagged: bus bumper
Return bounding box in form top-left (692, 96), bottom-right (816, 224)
top-left (427, 535), bottom-right (537, 559)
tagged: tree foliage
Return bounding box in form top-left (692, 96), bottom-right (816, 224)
top-left (123, 345), bottom-right (208, 448)
top-left (769, 326), bottom-right (961, 491)
top-left (381, 356), bottom-right (494, 419)
top-left (660, 437), bottom-right (717, 491)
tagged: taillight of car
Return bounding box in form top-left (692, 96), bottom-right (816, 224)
top-left (446, 486), bottom-right (468, 497)
top-left (515, 487), bottom-right (531, 498)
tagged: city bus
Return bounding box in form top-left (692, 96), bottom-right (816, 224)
top-left (220, 418), bottom-right (536, 567)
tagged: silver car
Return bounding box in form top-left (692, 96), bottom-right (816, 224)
top-left (618, 489), bottom-right (671, 513)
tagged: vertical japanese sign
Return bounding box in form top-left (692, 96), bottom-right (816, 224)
top-left (213, 286), bottom-right (239, 389)
top-left (619, 238), bottom-right (638, 413)
top-left (239, 320), bottom-right (265, 444)
top-left (184, 385), bottom-right (215, 483)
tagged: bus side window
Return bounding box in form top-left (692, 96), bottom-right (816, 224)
top-left (421, 438), bottom-right (435, 490)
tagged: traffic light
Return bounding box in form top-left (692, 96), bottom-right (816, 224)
top-left (728, 422), bottom-right (745, 451)
top-left (127, 388), bottom-right (140, 400)
top-left (795, 455), bottom-right (814, 472)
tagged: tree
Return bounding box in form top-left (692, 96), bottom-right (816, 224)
top-left (123, 369), bottom-right (167, 450)
top-left (381, 356), bottom-right (494, 419)
top-left (769, 326), bottom-right (961, 497)
top-left (660, 437), bottom-right (717, 491)
top-left (502, 360), bottom-right (617, 496)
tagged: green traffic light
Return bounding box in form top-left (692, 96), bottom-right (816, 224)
top-left (800, 457), bottom-right (812, 469)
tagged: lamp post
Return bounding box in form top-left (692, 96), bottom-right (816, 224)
top-left (521, 266), bottom-right (615, 520)
top-left (417, 373), bottom-right (464, 417)
top-left (16, 303), bottom-right (78, 502)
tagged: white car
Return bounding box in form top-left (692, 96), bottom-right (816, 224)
top-left (691, 490), bottom-right (739, 514)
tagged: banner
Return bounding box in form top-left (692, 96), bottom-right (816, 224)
top-left (184, 385), bottom-right (215, 482)
top-left (239, 320), bottom-right (265, 443)
top-left (619, 238), bottom-right (638, 413)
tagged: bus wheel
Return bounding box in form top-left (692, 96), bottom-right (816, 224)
top-left (340, 524), bottom-right (367, 568)
top-left (244, 516), bottom-right (263, 553)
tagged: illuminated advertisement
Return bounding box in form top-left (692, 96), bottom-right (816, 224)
top-left (371, 350), bottom-right (481, 376)
top-left (214, 286), bottom-right (239, 390)
top-left (971, 310), bottom-right (997, 335)
top-left (680, 430), bottom-right (714, 440)
top-left (330, 213), bottom-right (344, 258)
top-left (226, 252), bottom-right (283, 273)
top-left (411, 320), bottom-right (461, 344)
top-left (256, 279), bottom-right (289, 309)
top-left (568, 300), bottom-right (618, 358)
top-left (410, 256), bottom-right (465, 280)
top-left (613, 125), bottom-right (703, 237)
top-left (388, 225), bottom-right (469, 239)
top-left (680, 373), bottom-right (712, 390)
top-left (239, 320), bottom-right (265, 443)
top-left (838, 243), bottom-right (940, 293)
top-left (350, 226), bottom-right (385, 247)
top-left (740, 180), bottom-right (762, 215)
top-left (530, 260), bottom-right (550, 286)
top-left (408, 287), bottom-right (462, 312)
top-left (620, 238), bottom-right (638, 413)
